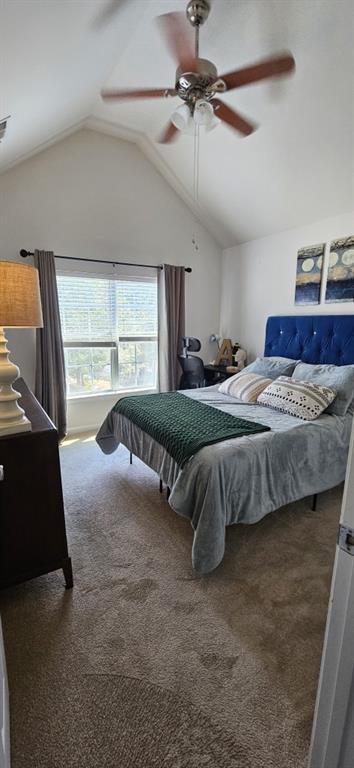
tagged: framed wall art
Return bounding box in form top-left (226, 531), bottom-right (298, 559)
top-left (295, 243), bottom-right (325, 305)
top-left (325, 235), bottom-right (354, 303)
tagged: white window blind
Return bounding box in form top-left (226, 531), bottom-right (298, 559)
top-left (57, 273), bottom-right (158, 397)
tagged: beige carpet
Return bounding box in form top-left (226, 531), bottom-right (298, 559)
top-left (0, 433), bottom-right (342, 768)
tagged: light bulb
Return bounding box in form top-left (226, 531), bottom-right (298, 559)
top-left (171, 103), bottom-right (193, 131)
top-left (193, 99), bottom-right (214, 127)
top-left (206, 114), bottom-right (220, 132)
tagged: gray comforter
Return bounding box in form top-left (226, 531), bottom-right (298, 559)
top-left (96, 386), bottom-right (351, 573)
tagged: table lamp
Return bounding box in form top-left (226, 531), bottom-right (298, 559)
top-left (0, 261), bottom-right (43, 436)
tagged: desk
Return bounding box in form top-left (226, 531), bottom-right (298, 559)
top-left (204, 364), bottom-right (238, 386)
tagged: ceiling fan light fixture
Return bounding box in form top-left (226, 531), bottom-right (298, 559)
top-left (193, 98), bottom-right (214, 126)
top-left (171, 103), bottom-right (193, 131)
top-left (205, 113), bottom-right (220, 132)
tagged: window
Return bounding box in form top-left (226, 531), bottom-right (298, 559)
top-left (57, 273), bottom-right (158, 397)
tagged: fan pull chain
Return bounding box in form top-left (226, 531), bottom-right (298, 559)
top-left (192, 123), bottom-right (200, 251)
top-left (193, 122), bottom-right (200, 203)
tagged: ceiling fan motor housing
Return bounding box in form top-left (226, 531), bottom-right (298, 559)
top-left (175, 58), bottom-right (218, 102)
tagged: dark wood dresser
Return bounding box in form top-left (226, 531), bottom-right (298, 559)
top-left (0, 379), bottom-right (73, 590)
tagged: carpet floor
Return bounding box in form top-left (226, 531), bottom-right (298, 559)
top-left (0, 433), bottom-right (342, 768)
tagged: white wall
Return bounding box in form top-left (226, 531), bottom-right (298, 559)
top-left (221, 212), bottom-right (354, 361)
top-left (0, 128), bottom-right (222, 430)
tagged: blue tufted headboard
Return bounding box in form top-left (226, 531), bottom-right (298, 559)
top-left (264, 315), bottom-right (354, 366)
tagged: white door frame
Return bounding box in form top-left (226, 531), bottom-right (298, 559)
top-left (0, 617), bottom-right (10, 768)
top-left (308, 420), bottom-right (354, 768)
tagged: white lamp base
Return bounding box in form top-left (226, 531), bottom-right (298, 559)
top-left (0, 327), bottom-right (31, 436)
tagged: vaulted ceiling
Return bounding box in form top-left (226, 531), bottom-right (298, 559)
top-left (1, 0), bottom-right (353, 247)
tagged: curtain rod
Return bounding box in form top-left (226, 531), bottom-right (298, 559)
top-left (19, 249), bottom-right (192, 273)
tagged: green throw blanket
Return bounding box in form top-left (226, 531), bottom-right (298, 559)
top-left (114, 392), bottom-right (270, 468)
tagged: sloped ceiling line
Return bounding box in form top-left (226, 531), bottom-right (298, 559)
top-left (85, 116), bottom-right (227, 247)
top-left (0, 111), bottom-right (227, 248)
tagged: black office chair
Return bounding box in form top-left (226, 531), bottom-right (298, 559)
top-left (181, 336), bottom-right (201, 357)
top-left (178, 337), bottom-right (205, 389)
top-left (178, 355), bottom-right (205, 389)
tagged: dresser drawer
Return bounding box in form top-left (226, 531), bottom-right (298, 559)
top-left (0, 380), bottom-right (72, 590)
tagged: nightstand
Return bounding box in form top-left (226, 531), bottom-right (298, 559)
top-left (0, 379), bottom-right (73, 590)
top-left (204, 364), bottom-right (238, 386)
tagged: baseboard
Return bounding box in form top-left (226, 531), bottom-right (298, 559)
top-left (66, 424), bottom-right (100, 436)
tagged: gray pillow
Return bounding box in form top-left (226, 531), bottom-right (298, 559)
top-left (292, 363), bottom-right (354, 416)
top-left (245, 356), bottom-right (298, 380)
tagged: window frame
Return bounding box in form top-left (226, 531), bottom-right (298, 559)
top-left (57, 270), bottom-right (158, 399)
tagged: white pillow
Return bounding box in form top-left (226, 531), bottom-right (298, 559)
top-left (257, 376), bottom-right (336, 421)
top-left (219, 372), bottom-right (273, 402)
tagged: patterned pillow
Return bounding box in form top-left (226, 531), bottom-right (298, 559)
top-left (219, 372), bottom-right (273, 402)
top-left (257, 376), bottom-right (336, 421)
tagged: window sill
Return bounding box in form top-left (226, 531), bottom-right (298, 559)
top-left (67, 387), bottom-right (158, 403)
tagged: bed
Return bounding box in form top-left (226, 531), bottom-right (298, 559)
top-left (96, 315), bottom-right (354, 573)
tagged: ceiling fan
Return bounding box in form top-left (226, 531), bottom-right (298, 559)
top-left (101, 0), bottom-right (295, 144)
top-left (93, 0), bottom-right (128, 30)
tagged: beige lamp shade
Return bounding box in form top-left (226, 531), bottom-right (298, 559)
top-left (0, 261), bottom-right (43, 328)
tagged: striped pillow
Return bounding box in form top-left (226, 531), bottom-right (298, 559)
top-left (219, 372), bottom-right (273, 402)
top-left (257, 376), bottom-right (336, 421)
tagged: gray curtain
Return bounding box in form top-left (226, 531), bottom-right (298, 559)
top-left (34, 250), bottom-right (67, 441)
top-left (159, 264), bottom-right (185, 391)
